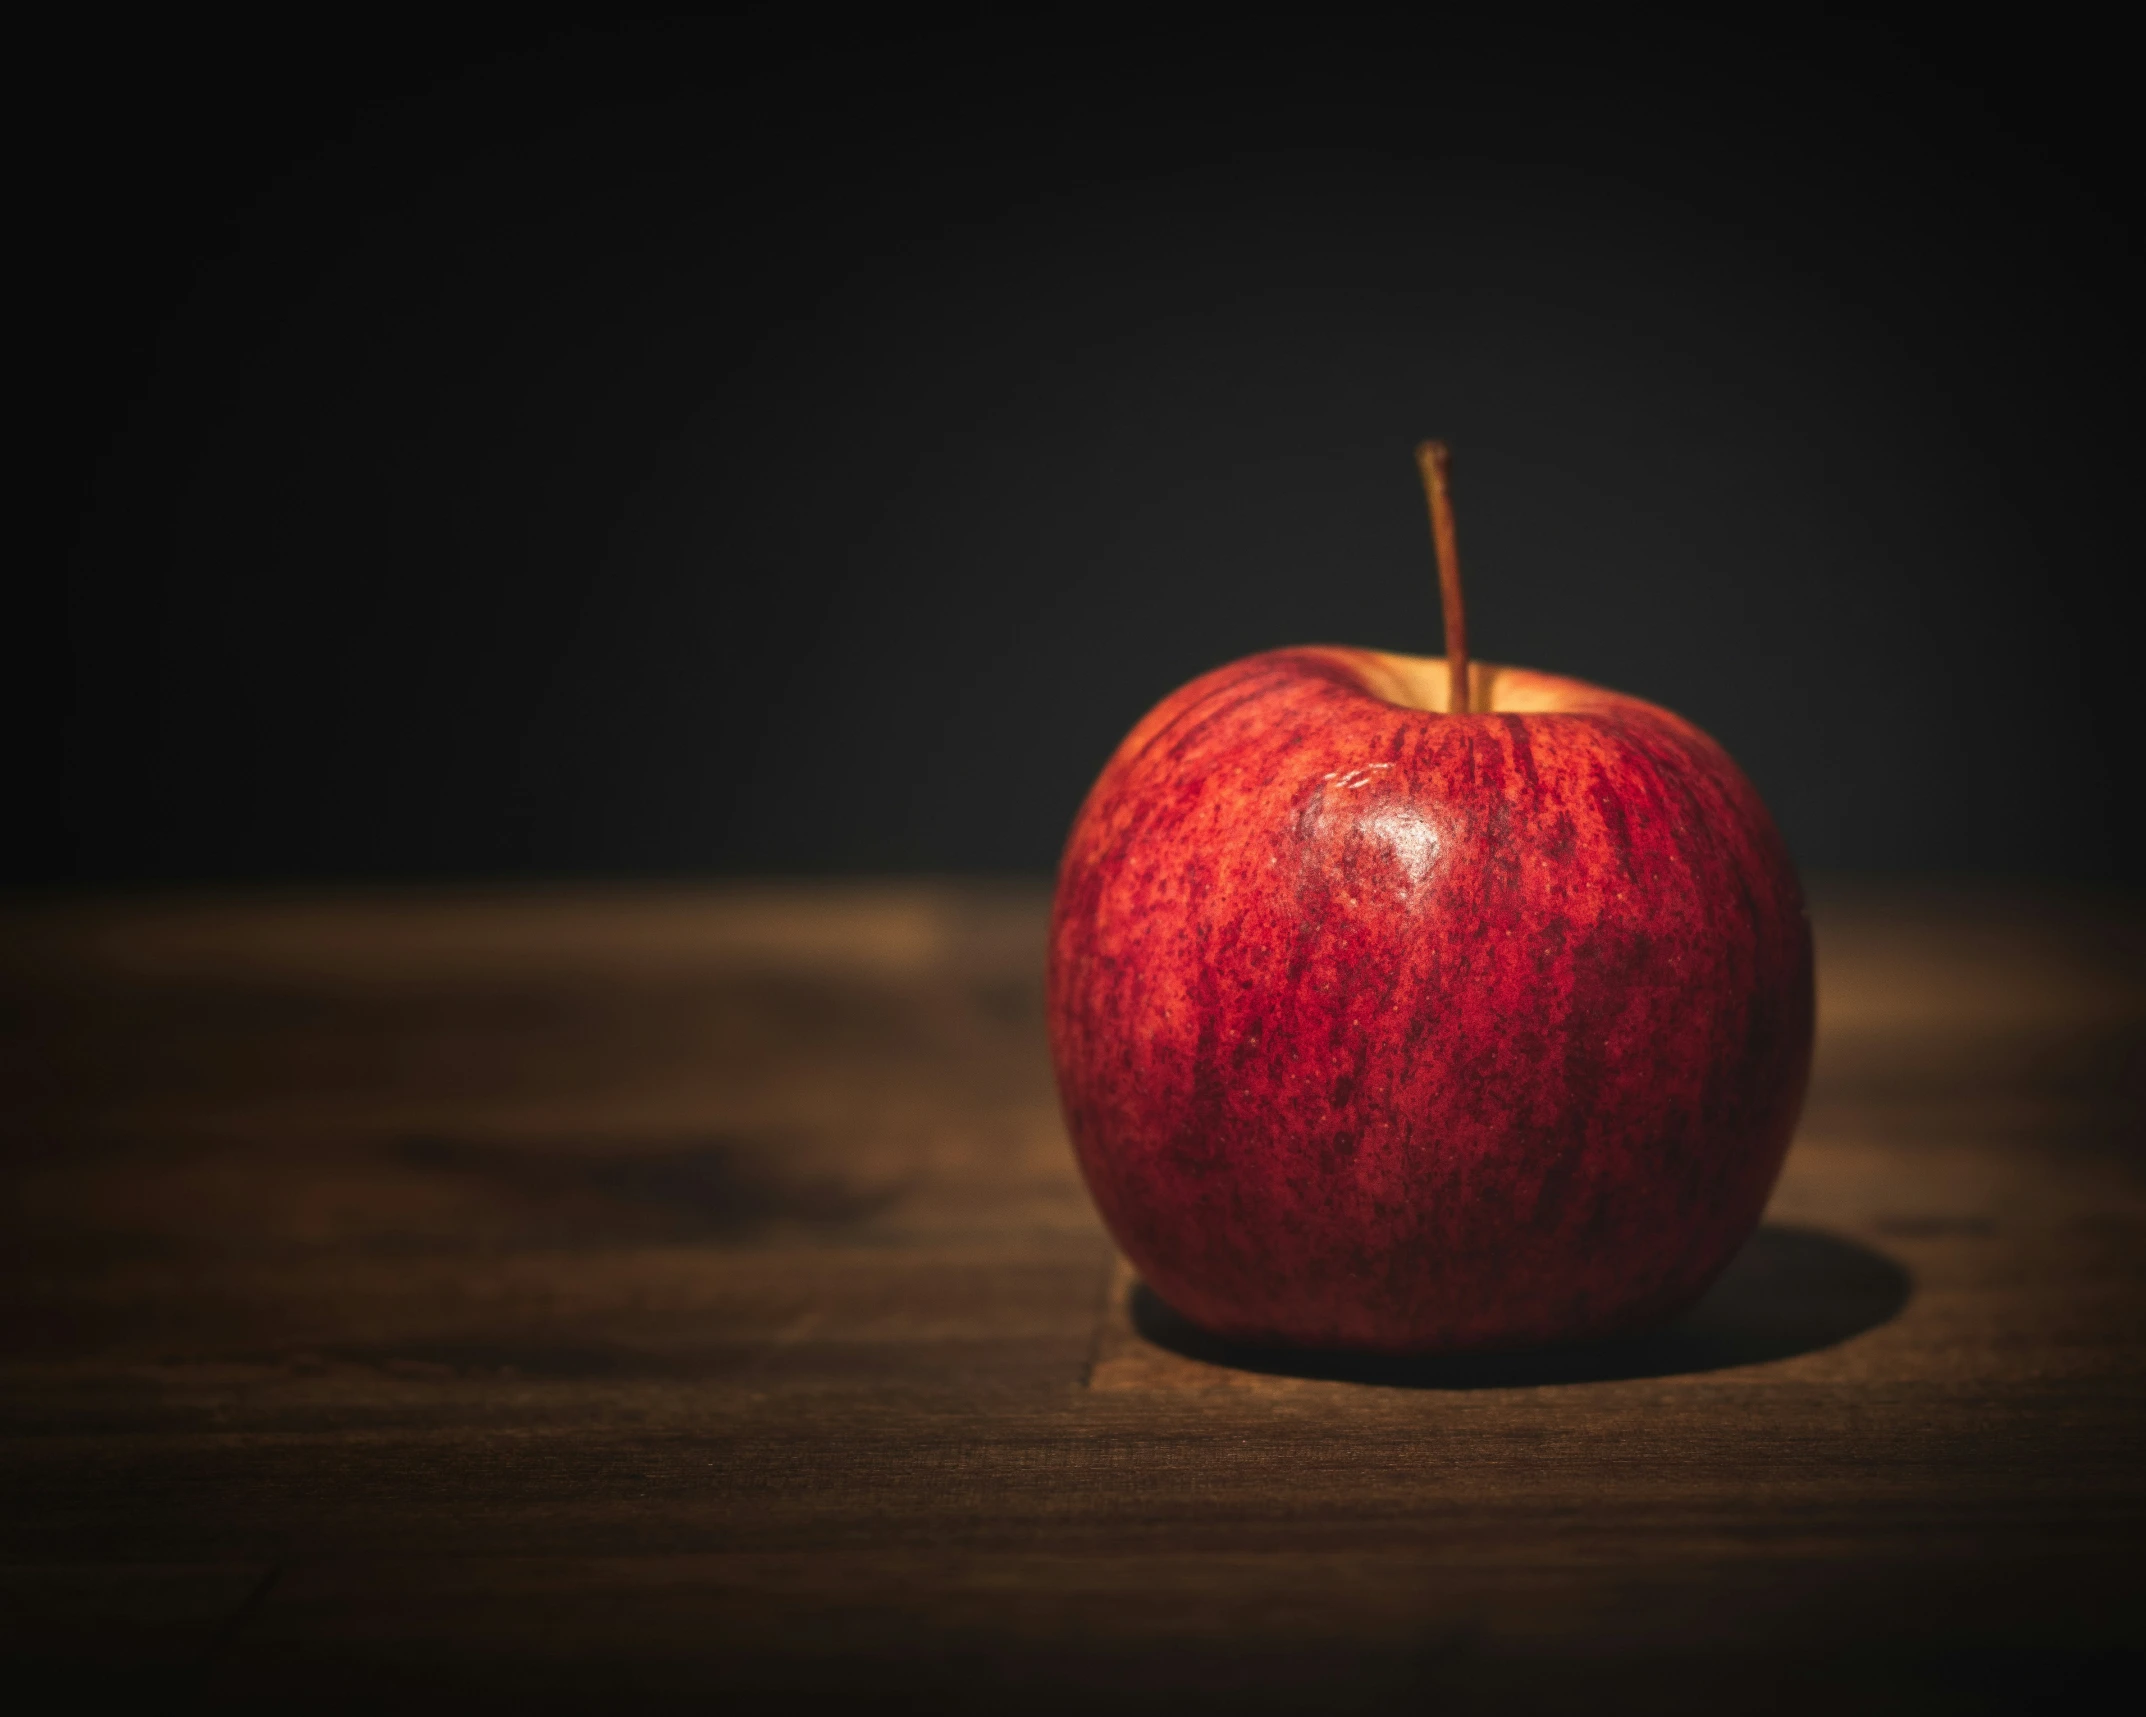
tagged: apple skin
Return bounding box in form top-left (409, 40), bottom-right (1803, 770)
top-left (1047, 647), bottom-right (1813, 1354)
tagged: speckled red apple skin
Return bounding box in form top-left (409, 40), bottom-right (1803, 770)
top-left (1048, 647), bottom-right (1813, 1354)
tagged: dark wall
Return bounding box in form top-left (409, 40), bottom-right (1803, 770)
top-left (36, 16), bottom-right (2143, 884)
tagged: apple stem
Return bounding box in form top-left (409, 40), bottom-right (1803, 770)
top-left (1415, 440), bottom-right (1470, 714)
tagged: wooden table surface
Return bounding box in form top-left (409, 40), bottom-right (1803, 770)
top-left (2, 880), bottom-right (2141, 1711)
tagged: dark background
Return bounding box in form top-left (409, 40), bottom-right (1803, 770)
top-left (30, 12), bottom-right (2144, 886)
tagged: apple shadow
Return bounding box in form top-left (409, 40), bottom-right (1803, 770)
top-left (1127, 1224), bottom-right (1910, 1388)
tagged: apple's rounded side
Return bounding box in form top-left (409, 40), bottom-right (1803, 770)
top-left (1046, 647), bottom-right (1814, 1354)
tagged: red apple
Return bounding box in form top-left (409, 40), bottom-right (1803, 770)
top-left (1047, 453), bottom-right (1812, 1354)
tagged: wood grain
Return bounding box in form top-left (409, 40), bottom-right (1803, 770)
top-left (2, 879), bottom-right (2141, 1711)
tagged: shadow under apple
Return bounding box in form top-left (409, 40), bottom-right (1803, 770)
top-left (1128, 1224), bottom-right (1910, 1388)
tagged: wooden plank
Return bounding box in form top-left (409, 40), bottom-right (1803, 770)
top-left (0, 879), bottom-right (2140, 1709)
